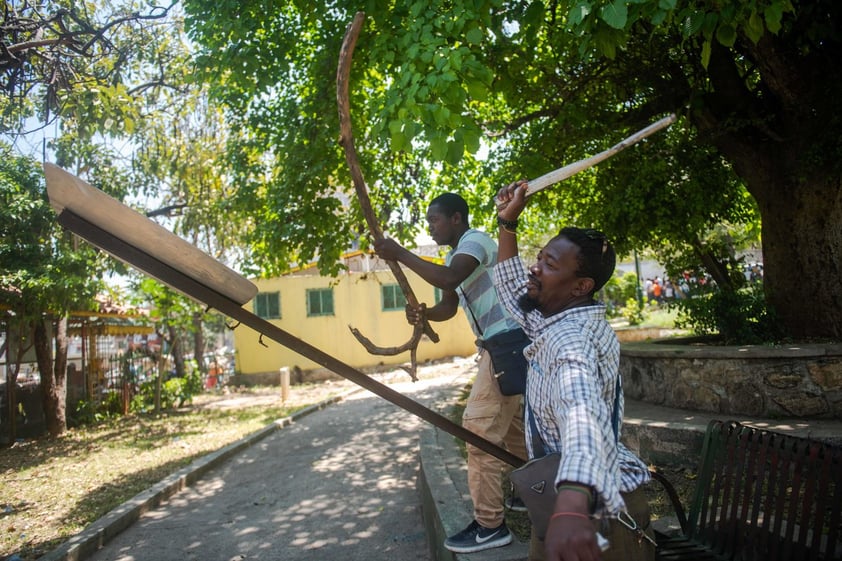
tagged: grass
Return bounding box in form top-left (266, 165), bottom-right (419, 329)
top-left (639, 306), bottom-right (681, 329)
top-left (0, 383), bottom-right (349, 561)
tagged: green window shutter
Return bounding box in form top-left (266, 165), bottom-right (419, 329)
top-left (381, 284), bottom-right (407, 311)
top-left (255, 292), bottom-right (281, 319)
top-left (307, 288), bottom-right (334, 316)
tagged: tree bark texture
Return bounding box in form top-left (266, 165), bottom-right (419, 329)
top-left (193, 312), bottom-right (206, 376)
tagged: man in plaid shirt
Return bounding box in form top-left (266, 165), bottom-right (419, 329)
top-left (493, 180), bottom-right (655, 561)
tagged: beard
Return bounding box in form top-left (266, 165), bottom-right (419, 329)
top-left (517, 293), bottom-right (540, 313)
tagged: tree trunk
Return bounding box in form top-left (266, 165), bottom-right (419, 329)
top-left (35, 317), bottom-right (68, 436)
top-left (756, 178), bottom-right (842, 340)
top-left (167, 324), bottom-right (185, 378)
top-left (693, 39), bottom-right (842, 340)
top-left (192, 312), bottom-right (206, 376)
top-left (701, 119), bottom-right (842, 340)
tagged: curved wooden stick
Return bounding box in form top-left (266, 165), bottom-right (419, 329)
top-left (496, 114), bottom-right (677, 208)
top-left (336, 11), bottom-right (439, 380)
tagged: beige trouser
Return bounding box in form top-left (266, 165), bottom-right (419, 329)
top-left (528, 486), bottom-right (656, 561)
top-left (463, 350), bottom-right (527, 529)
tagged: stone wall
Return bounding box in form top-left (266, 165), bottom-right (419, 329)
top-left (620, 340), bottom-right (842, 419)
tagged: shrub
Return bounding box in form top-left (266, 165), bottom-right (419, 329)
top-left (602, 272), bottom-right (641, 318)
top-left (672, 282), bottom-right (783, 344)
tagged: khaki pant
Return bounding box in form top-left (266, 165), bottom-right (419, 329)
top-left (463, 350), bottom-right (527, 529)
top-left (528, 486), bottom-right (656, 561)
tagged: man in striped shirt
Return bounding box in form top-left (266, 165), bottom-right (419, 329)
top-left (375, 192), bottom-right (527, 553)
top-left (493, 180), bottom-right (655, 561)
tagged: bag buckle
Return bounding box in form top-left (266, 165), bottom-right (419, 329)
top-left (617, 511), bottom-right (657, 547)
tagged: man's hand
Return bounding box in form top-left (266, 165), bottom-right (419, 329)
top-left (405, 303), bottom-right (427, 326)
top-left (374, 238), bottom-right (407, 261)
top-left (544, 515), bottom-right (603, 561)
top-left (495, 179), bottom-right (529, 221)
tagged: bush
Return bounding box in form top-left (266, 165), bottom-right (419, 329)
top-left (131, 367), bottom-right (203, 412)
top-left (621, 297), bottom-right (646, 326)
top-left (672, 282), bottom-right (783, 344)
top-left (602, 272), bottom-right (641, 318)
top-left (72, 393), bottom-right (122, 426)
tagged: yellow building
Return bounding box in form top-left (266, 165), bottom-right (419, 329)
top-left (233, 251), bottom-right (477, 379)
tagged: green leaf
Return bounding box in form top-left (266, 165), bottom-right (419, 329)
top-left (463, 126), bottom-right (481, 154)
top-left (600, 0), bottom-right (628, 29)
top-left (651, 10), bottom-right (667, 25)
top-left (450, 49), bottom-right (463, 71)
top-left (764, 2), bottom-right (786, 34)
top-left (567, 1), bottom-right (592, 27)
top-left (683, 11), bottom-right (705, 37)
top-left (466, 79), bottom-right (489, 102)
top-left (434, 105), bottom-right (451, 126)
top-left (430, 135), bottom-right (447, 160)
top-left (466, 27), bottom-right (484, 45)
top-left (390, 129), bottom-right (408, 152)
top-left (594, 29), bottom-right (618, 58)
top-left (715, 24), bottom-right (736, 47)
top-left (701, 38), bottom-right (712, 69)
top-left (745, 11), bottom-right (764, 43)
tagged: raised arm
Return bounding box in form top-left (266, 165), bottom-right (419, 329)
top-left (495, 179), bottom-right (529, 262)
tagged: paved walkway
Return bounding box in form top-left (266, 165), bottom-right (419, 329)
top-left (55, 367), bottom-right (474, 561)
top-left (39, 355), bottom-right (842, 561)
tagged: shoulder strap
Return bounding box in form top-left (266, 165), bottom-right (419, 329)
top-left (458, 286), bottom-right (483, 337)
top-left (527, 376), bottom-right (622, 459)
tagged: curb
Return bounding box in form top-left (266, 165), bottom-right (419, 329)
top-left (36, 392), bottom-right (355, 561)
top-left (418, 425), bottom-right (528, 561)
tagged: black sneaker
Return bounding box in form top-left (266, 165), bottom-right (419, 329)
top-left (505, 496), bottom-right (528, 512)
top-left (444, 520), bottom-right (513, 553)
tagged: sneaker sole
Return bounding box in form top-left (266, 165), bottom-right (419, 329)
top-left (444, 533), bottom-right (513, 553)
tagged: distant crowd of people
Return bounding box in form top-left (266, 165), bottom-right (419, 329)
top-left (644, 262), bottom-right (763, 305)
top-left (643, 276), bottom-right (689, 303)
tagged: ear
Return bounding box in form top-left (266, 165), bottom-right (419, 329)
top-left (572, 277), bottom-right (595, 297)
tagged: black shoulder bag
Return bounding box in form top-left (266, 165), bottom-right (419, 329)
top-left (461, 288), bottom-right (530, 395)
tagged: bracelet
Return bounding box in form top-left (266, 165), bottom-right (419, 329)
top-left (557, 484), bottom-right (594, 502)
top-left (500, 225), bottom-right (517, 235)
top-left (496, 215), bottom-right (518, 230)
top-left (549, 512), bottom-right (592, 522)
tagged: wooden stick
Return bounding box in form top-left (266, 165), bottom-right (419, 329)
top-left (498, 114), bottom-right (677, 207)
top-left (336, 11), bottom-right (438, 380)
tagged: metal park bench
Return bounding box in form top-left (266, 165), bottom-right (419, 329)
top-left (651, 420), bottom-right (842, 561)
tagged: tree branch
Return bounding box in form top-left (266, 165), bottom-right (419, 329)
top-left (336, 12), bottom-right (440, 381)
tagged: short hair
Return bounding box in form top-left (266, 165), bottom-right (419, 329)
top-left (429, 193), bottom-right (469, 226)
top-left (556, 227), bottom-right (616, 294)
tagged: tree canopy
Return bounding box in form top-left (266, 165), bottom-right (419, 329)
top-left (4, 0), bottom-right (840, 342)
top-left (0, 143), bottom-right (107, 435)
top-left (182, 0), bottom-right (841, 339)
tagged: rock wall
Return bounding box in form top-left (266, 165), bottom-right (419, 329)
top-left (620, 340), bottom-right (842, 419)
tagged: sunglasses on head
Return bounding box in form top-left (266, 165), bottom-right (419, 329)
top-left (582, 229), bottom-right (609, 256)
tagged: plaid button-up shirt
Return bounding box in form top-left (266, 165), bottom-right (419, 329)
top-left (495, 256), bottom-right (650, 516)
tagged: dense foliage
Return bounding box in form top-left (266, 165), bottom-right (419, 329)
top-left (182, 0), bottom-right (842, 340)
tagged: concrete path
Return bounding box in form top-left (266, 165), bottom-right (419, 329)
top-left (39, 354), bottom-right (842, 561)
top-left (78, 368), bottom-right (473, 561)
